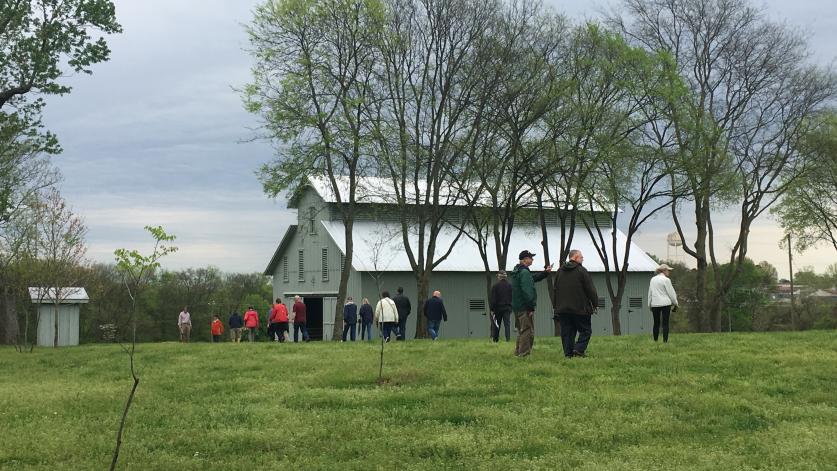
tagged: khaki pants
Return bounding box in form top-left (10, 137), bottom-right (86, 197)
top-left (179, 324), bottom-right (191, 342)
top-left (229, 327), bottom-right (242, 342)
top-left (514, 311), bottom-right (534, 357)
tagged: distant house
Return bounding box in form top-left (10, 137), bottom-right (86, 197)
top-left (771, 283), bottom-right (803, 302)
top-left (264, 176), bottom-right (660, 340)
top-left (809, 289), bottom-right (837, 302)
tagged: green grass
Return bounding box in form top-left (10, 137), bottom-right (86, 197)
top-left (1, 331), bottom-right (836, 470)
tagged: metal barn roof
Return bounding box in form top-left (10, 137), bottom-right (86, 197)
top-left (291, 175), bottom-right (606, 211)
top-left (320, 221), bottom-right (658, 273)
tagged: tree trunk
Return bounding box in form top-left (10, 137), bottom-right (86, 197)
top-left (414, 273), bottom-right (430, 339)
top-left (2, 286), bottom-right (20, 345)
top-left (610, 280), bottom-right (626, 336)
top-left (691, 207), bottom-right (710, 332)
top-left (53, 302), bottom-right (59, 348)
top-left (332, 220), bottom-right (354, 341)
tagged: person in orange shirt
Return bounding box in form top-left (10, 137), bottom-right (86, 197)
top-left (269, 298), bottom-right (289, 343)
top-left (243, 306), bottom-right (259, 342)
top-left (211, 314), bottom-right (224, 343)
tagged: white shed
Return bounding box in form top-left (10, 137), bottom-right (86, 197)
top-left (29, 287), bottom-right (89, 347)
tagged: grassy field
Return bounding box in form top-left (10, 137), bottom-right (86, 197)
top-left (0, 331), bottom-right (835, 470)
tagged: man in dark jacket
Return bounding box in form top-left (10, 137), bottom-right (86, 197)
top-left (510, 250), bottom-right (552, 357)
top-left (423, 290), bottom-right (447, 340)
top-left (393, 287), bottom-right (412, 341)
top-left (489, 270), bottom-right (513, 342)
top-left (228, 311), bottom-right (243, 343)
top-left (554, 249), bottom-right (598, 358)
top-left (342, 297), bottom-right (358, 342)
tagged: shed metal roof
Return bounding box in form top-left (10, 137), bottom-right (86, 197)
top-left (29, 287), bottom-right (89, 304)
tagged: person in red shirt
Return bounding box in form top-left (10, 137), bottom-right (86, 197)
top-left (268, 298), bottom-right (289, 343)
top-left (292, 296), bottom-right (309, 342)
top-left (210, 314), bottom-right (224, 343)
top-left (243, 306), bottom-right (259, 342)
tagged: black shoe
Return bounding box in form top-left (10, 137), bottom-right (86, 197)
top-left (572, 350), bottom-right (586, 358)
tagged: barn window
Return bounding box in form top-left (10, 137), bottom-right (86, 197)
top-left (629, 297), bottom-right (642, 308)
top-left (298, 250), bottom-right (305, 282)
top-left (598, 297), bottom-right (606, 308)
top-left (468, 299), bottom-right (486, 311)
top-left (308, 207), bottom-right (317, 235)
top-left (282, 256), bottom-right (289, 283)
top-left (321, 248), bottom-right (329, 282)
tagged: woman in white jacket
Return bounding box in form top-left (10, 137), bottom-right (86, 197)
top-left (374, 291), bottom-right (399, 343)
top-left (647, 264), bottom-right (679, 343)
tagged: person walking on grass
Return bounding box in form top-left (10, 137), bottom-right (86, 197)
top-left (359, 298), bottom-right (374, 341)
top-left (211, 314), bottom-right (224, 343)
top-left (269, 298), bottom-right (289, 343)
top-left (374, 291), bottom-right (399, 342)
top-left (510, 251), bottom-right (552, 357)
top-left (555, 249), bottom-right (598, 358)
top-left (342, 296), bottom-right (358, 342)
top-left (292, 296), bottom-right (309, 342)
top-left (243, 306), bottom-right (259, 343)
top-left (177, 306), bottom-right (192, 343)
top-left (489, 270), bottom-right (513, 342)
top-left (423, 290), bottom-right (447, 340)
top-left (228, 311), bottom-right (243, 343)
top-left (393, 287), bottom-right (412, 341)
top-left (648, 264), bottom-right (679, 343)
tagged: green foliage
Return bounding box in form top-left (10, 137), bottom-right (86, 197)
top-left (0, 0), bottom-right (122, 163)
top-left (0, 333), bottom-right (835, 469)
top-left (774, 112), bottom-right (837, 254)
top-left (113, 226), bottom-right (177, 294)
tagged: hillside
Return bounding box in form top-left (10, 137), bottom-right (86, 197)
top-left (1, 332), bottom-right (835, 470)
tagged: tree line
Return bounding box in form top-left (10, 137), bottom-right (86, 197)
top-left (243, 0), bottom-right (837, 338)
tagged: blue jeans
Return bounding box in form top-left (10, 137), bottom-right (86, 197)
top-left (293, 322), bottom-right (309, 342)
top-left (397, 315), bottom-right (409, 340)
top-left (342, 323), bottom-right (356, 341)
top-left (360, 321), bottom-right (373, 340)
top-left (427, 319), bottom-right (441, 340)
top-left (381, 322), bottom-right (397, 341)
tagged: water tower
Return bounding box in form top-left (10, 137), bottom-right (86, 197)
top-left (666, 232), bottom-right (684, 263)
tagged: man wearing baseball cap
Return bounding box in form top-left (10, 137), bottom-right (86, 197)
top-left (510, 249), bottom-right (552, 357)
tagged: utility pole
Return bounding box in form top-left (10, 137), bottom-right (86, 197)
top-left (787, 233), bottom-right (796, 330)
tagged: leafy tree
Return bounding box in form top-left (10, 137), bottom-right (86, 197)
top-left (372, 0), bottom-right (503, 337)
top-left (612, 0), bottom-right (836, 331)
top-left (774, 113), bottom-right (837, 254)
top-left (30, 189), bottom-right (87, 349)
top-left (246, 0), bottom-right (384, 340)
top-left (1, 0), bottom-right (121, 156)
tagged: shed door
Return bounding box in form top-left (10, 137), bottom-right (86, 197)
top-left (322, 297), bottom-right (337, 341)
top-left (38, 307), bottom-right (55, 346)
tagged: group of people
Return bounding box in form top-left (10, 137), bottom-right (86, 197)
top-left (177, 248), bottom-right (678, 355)
top-left (342, 287), bottom-right (448, 342)
top-left (223, 296), bottom-right (313, 343)
top-left (492, 248), bottom-right (679, 358)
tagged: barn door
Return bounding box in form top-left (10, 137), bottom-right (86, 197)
top-left (322, 297), bottom-right (337, 341)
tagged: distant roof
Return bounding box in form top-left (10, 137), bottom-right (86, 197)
top-left (29, 287), bottom-right (89, 304)
top-left (320, 220), bottom-right (658, 273)
top-left (290, 175), bottom-right (606, 211)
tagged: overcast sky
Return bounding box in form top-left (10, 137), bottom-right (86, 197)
top-left (42, 0), bottom-right (837, 277)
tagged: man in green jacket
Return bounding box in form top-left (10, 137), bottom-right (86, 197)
top-left (510, 250), bottom-right (552, 357)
